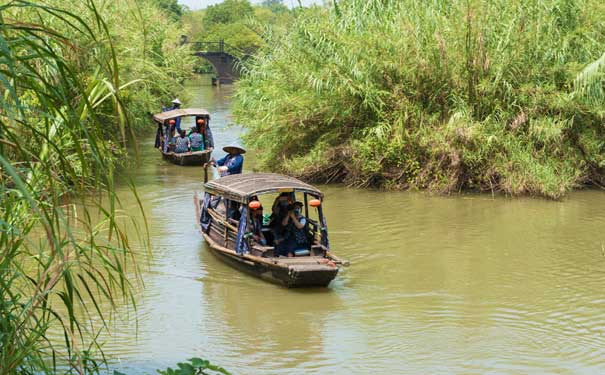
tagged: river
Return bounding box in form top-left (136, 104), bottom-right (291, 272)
top-left (103, 76), bottom-right (605, 375)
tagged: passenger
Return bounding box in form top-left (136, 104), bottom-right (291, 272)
top-left (251, 203), bottom-right (267, 246)
top-left (195, 117), bottom-right (214, 151)
top-left (161, 120), bottom-right (171, 152)
top-left (288, 201), bottom-right (309, 250)
top-left (269, 193), bottom-right (293, 246)
top-left (271, 192), bottom-right (293, 216)
top-left (155, 122), bottom-right (163, 149)
top-left (207, 145), bottom-right (245, 176)
top-left (199, 118), bottom-right (214, 150)
top-left (272, 207), bottom-right (292, 257)
top-left (174, 129), bottom-right (190, 153)
top-left (271, 196), bottom-right (296, 257)
top-left (227, 200), bottom-right (241, 222)
top-left (195, 117), bottom-right (205, 133)
top-left (189, 127), bottom-right (204, 152)
top-left (168, 128), bottom-right (177, 152)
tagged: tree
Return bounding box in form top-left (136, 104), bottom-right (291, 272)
top-left (203, 0), bottom-right (254, 26)
top-left (207, 21), bottom-right (262, 54)
top-left (261, 0), bottom-right (289, 14)
top-left (154, 0), bottom-right (185, 21)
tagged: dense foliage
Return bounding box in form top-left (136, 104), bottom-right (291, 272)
top-left (0, 0), bottom-right (192, 373)
top-left (183, 0), bottom-right (293, 56)
top-left (154, 0), bottom-right (187, 21)
top-left (204, 0), bottom-right (254, 25)
top-left (234, 0), bottom-right (605, 198)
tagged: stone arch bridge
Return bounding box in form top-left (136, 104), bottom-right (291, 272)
top-left (183, 38), bottom-right (242, 85)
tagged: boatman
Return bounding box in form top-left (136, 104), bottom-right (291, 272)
top-left (207, 144), bottom-right (245, 177)
top-left (162, 98), bottom-right (182, 132)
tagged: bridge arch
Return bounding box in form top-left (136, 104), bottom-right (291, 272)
top-left (189, 40), bottom-right (240, 84)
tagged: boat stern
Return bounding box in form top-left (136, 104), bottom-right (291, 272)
top-left (285, 263), bottom-right (339, 288)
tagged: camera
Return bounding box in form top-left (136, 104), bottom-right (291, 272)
top-left (277, 200), bottom-right (293, 212)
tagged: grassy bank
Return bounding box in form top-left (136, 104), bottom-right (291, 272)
top-left (234, 0), bottom-right (605, 198)
top-left (0, 0), bottom-right (192, 373)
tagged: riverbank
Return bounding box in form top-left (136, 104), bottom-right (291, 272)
top-left (234, 0), bottom-right (605, 199)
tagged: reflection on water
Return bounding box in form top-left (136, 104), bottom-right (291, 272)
top-left (96, 77), bottom-right (605, 374)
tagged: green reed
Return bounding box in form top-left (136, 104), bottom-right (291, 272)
top-left (0, 0), bottom-right (190, 373)
top-left (234, 0), bottom-right (605, 198)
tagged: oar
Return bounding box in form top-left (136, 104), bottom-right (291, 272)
top-left (204, 157), bottom-right (215, 183)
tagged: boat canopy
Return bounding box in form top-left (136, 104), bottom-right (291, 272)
top-left (153, 108), bottom-right (210, 123)
top-left (204, 173), bottom-right (323, 203)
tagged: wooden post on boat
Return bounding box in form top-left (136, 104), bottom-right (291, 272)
top-left (203, 163), bottom-right (209, 183)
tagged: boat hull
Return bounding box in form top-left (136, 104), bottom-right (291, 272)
top-left (162, 150), bottom-right (211, 166)
top-left (201, 232), bottom-right (338, 288)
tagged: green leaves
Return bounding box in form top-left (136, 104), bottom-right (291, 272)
top-left (234, 0), bottom-right (605, 198)
top-left (156, 358), bottom-right (231, 375)
top-left (0, 0), bottom-right (191, 373)
top-left (204, 0), bottom-right (255, 26)
top-left (573, 51), bottom-right (605, 106)
top-left (190, 358), bottom-right (209, 368)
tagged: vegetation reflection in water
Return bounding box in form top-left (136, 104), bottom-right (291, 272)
top-left (92, 79), bottom-right (605, 375)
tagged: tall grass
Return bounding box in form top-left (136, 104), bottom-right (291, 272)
top-left (0, 0), bottom-right (189, 373)
top-left (234, 0), bottom-right (605, 198)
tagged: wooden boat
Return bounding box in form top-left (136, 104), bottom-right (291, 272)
top-left (153, 108), bottom-right (214, 166)
top-left (162, 150), bottom-right (211, 166)
top-left (195, 173), bottom-right (348, 288)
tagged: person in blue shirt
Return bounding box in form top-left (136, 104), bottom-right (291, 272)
top-left (250, 202), bottom-right (267, 246)
top-left (174, 129), bottom-right (190, 153)
top-left (288, 201), bottom-right (309, 250)
top-left (273, 201), bottom-right (308, 257)
top-left (208, 145), bottom-right (245, 176)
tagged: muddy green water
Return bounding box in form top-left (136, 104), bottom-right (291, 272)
top-left (105, 77), bottom-right (605, 374)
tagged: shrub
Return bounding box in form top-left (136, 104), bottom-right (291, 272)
top-left (234, 0), bottom-right (605, 198)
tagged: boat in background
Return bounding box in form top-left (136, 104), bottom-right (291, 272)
top-left (153, 108), bottom-right (214, 166)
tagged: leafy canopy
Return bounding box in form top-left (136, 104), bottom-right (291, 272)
top-left (154, 0), bottom-right (186, 21)
top-left (203, 0), bottom-right (254, 26)
top-left (182, 0), bottom-right (294, 56)
top-left (261, 0), bottom-right (289, 14)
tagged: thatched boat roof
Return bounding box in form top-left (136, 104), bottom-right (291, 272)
top-left (204, 173), bottom-right (323, 202)
top-left (153, 108), bottom-right (210, 122)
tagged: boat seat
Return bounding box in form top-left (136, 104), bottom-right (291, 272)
top-left (294, 249), bottom-right (310, 257)
top-left (252, 244), bottom-right (274, 257)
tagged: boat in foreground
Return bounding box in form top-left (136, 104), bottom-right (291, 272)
top-left (195, 173), bottom-right (348, 288)
top-left (153, 108), bottom-right (214, 166)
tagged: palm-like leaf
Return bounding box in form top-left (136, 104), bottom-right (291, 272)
top-left (573, 51), bottom-right (605, 105)
top-left (0, 1), bottom-right (159, 373)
